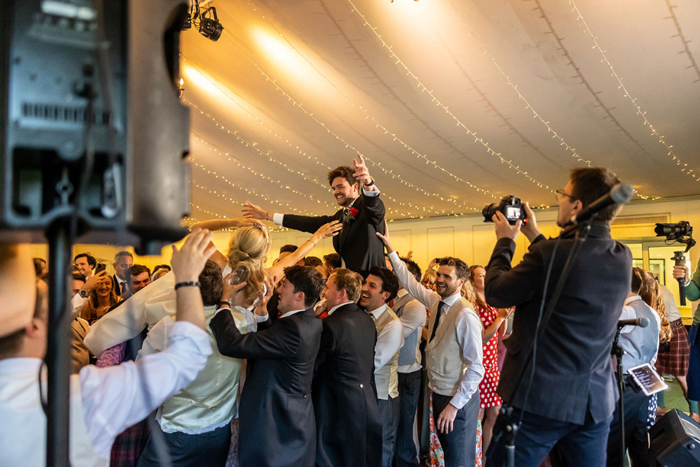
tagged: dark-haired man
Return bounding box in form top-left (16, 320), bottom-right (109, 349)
top-left (74, 252), bottom-right (97, 278)
top-left (378, 232), bottom-right (483, 467)
top-left (314, 269), bottom-right (382, 467)
top-left (210, 265), bottom-right (324, 467)
top-left (127, 264), bottom-right (152, 296)
top-left (274, 244), bottom-right (305, 266)
top-left (484, 167), bottom-right (632, 466)
top-left (243, 154), bottom-right (385, 273)
top-left (362, 267), bottom-right (403, 467)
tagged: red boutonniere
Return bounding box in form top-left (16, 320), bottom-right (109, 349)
top-left (344, 207), bottom-right (359, 223)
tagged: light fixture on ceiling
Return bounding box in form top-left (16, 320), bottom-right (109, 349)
top-left (182, 0), bottom-right (224, 42)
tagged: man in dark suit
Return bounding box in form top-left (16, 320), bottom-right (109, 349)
top-left (111, 250), bottom-right (132, 296)
top-left (242, 154), bottom-right (385, 273)
top-left (484, 167), bottom-right (633, 466)
top-left (314, 268), bottom-right (382, 467)
top-left (210, 265), bottom-right (324, 467)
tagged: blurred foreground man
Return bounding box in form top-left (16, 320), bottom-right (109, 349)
top-left (0, 230), bottom-right (216, 466)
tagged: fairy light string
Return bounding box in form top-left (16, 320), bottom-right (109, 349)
top-left (183, 67), bottom-right (482, 213)
top-left (238, 2), bottom-right (499, 199)
top-left (345, 0), bottom-right (552, 191)
top-left (569, 0), bottom-right (697, 181)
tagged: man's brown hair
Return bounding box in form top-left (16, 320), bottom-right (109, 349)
top-left (329, 269), bottom-right (363, 303)
top-left (438, 257), bottom-right (469, 281)
top-left (199, 261), bottom-right (223, 307)
top-left (569, 167), bottom-right (621, 222)
top-left (327, 166), bottom-right (357, 187)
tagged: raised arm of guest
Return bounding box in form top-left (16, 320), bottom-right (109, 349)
top-left (376, 223), bottom-right (439, 310)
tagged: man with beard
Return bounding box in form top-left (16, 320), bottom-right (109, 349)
top-left (378, 230), bottom-right (484, 467)
top-left (242, 154), bottom-right (385, 273)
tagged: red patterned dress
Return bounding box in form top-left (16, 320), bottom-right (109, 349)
top-left (474, 301), bottom-right (503, 409)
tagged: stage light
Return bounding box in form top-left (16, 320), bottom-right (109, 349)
top-left (182, 1), bottom-right (224, 42)
top-left (199, 7), bottom-right (223, 41)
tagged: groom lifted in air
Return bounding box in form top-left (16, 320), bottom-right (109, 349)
top-left (243, 153), bottom-right (386, 273)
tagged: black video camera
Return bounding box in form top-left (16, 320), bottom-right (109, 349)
top-left (655, 221), bottom-right (695, 306)
top-left (482, 195), bottom-right (525, 225)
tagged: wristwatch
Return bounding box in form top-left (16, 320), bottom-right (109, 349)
top-left (364, 177), bottom-right (375, 187)
top-left (79, 289), bottom-right (89, 298)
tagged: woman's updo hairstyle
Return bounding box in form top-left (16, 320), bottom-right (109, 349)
top-left (226, 225), bottom-right (270, 307)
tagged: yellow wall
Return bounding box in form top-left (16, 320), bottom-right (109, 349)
top-left (27, 196), bottom-right (700, 316)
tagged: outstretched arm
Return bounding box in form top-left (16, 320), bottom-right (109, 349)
top-left (268, 221), bottom-right (343, 282)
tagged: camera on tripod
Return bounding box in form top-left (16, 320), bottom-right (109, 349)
top-left (655, 221), bottom-right (696, 306)
top-left (482, 195), bottom-right (526, 225)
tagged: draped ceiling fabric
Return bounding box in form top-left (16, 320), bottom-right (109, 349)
top-left (181, 0), bottom-right (700, 223)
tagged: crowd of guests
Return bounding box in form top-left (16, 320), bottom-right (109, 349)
top-left (1, 161), bottom-right (699, 467)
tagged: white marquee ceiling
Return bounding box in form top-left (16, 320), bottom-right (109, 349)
top-left (181, 0), bottom-right (700, 223)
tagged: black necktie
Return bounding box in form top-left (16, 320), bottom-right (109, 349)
top-left (429, 301), bottom-right (447, 343)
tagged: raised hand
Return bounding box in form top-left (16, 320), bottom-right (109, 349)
top-left (375, 219), bottom-right (394, 253)
top-left (83, 270), bottom-right (108, 292)
top-left (242, 203), bottom-right (269, 221)
top-left (171, 229), bottom-right (217, 282)
top-left (352, 152), bottom-right (373, 187)
top-left (311, 221), bottom-right (343, 244)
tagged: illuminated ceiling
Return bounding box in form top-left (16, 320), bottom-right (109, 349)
top-left (181, 0), bottom-right (700, 223)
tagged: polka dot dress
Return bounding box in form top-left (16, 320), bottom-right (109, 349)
top-left (475, 301), bottom-right (503, 409)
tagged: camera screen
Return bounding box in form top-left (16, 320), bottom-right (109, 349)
top-left (506, 206), bottom-right (521, 219)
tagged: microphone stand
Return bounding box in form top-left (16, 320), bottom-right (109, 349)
top-left (611, 325), bottom-right (626, 467)
top-left (487, 218), bottom-right (593, 467)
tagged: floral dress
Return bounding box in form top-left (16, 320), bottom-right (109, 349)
top-left (474, 301), bottom-right (503, 408)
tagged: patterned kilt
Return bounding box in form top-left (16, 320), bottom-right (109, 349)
top-left (655, 319), bottom-right (690, 376)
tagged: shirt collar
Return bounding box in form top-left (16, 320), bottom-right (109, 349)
top-left (624, 295), bottom-right (642, 306)
top-left (279, 308), bottom-right (306, 319)
top-left (441, 291), bottom-right (462, 307)
top-left (328, 301), bottom-right (354, 316)
top-left (368, 303), bottom-right (388, 320)
top-left (0, 357), bottom-right (43, 374)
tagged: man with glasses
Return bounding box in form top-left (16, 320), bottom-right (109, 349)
top-left (484, 168), bottom-right (632, 466)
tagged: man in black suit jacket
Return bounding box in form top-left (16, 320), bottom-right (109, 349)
top-left (243, 154), bottom-right (385, 273)
top-left (484, 168), bottom-right (632, 467)
top-left (210, 265), bottom-right (324, 467)
top-left (314, 268), bottom-right (382, 467)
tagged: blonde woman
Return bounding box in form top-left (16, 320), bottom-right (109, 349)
top-left (79, 275), bottom-right (121, 325)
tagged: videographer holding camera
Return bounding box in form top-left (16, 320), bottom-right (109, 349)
top-left (673, 257), bottom-right (700, 408)
top-left (483, 168), bottom-right (632, 466)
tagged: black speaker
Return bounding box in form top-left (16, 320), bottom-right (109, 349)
top-left (650, 409), bottom-right (700, 466)
top-left (0, 0), bottom-right (190, 249)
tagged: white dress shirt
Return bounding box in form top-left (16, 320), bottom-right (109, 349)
top-left (394, 289), bottom-right (427, 373)
top-left (388, 251), bottom-right (483, 409)
top-left (0, 322), bottom-right (211, 465)
top-left (370, 304), bottom-right (404, 399)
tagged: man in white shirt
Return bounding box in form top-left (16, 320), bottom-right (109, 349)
top-left (392, 258), bottom-right (427, 467)
top-left (0, 229), bottom-right (216, 466)
top-left (377, 231), bottom-right (484, 467)
top-left (361, 266), bottom-right (403, 467)
top-left (112, 250), bottom-right (133, 296)
top-left (606, 268), bottom-right (660, 467)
